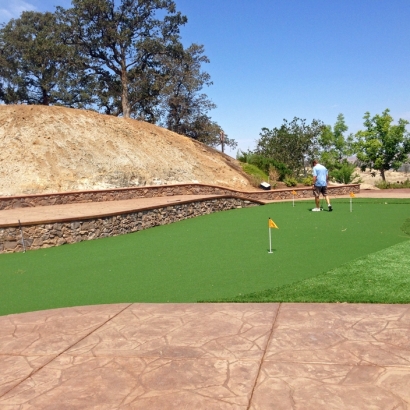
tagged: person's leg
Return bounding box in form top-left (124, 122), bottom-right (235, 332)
top-left (322, 186), bottom-right (332, 211)
top-left (313, 186), bottom-right (320, 209)
top-left (324, 194), bottom-right (332, 211)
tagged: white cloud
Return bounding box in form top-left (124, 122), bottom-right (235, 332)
top-left (0, 0), bottom-right (37, 23)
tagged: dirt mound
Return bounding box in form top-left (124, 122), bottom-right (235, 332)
top-left (0, 105), bottom-right (254, 196)
top-left (355, 168), bottom-right (409, 189)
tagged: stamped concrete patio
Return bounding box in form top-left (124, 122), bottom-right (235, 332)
top-left (1, 302), bottom-right (409, 409)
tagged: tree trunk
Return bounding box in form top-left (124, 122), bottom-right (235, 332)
top-left (380, 168), bottom-right (386, 181)
top-left (121, 66), bottom-right (130, 118)
top-left (41, 88), bottom-right (50, 106)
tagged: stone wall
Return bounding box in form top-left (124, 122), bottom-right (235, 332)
top-left (0, 197), bottom-right (258, 254)
top-left (0, 183), bottom-right (361, 210)
top-left (243, 184), bottom-right (361, 201)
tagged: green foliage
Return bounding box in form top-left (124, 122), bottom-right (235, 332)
top-left (0, 11), bottom-right (92, 106)
top-left (236, 151), bottom-right (291, 181)
top-left (255, 117), bottom-right (324, 178)
top-left (0, 2), bottom-right (234, 149)
top-left (375, 179), bottom-right (410, 189)
top-left (268, 165), bottom-right (279, 184)
top-left (161, 44), bottom-right (235, 148)
top-left (319, 114), bottom-right (352, 166)
top-left (57, 0), bottom-right (187, 118)
top-left (240, 163), bottom-right (268, 187)
top-left (302, 176), bottom-right (314, 186)
top-left (354, 109), bottom-right (410, 181)
top-left (283, 177), bottom-right (298, 187)
top-left (240, 163), bottom-right (268, 179)
top-left (329, 161), bottom-right (358, 184)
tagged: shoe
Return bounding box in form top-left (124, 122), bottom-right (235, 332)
top-left (312, 208), bottom-right (321, 212)
top-left (328, 205), bottom-right (333, 212)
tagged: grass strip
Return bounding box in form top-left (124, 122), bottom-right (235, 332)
top-left (205, 239), bottom-right (410, 304)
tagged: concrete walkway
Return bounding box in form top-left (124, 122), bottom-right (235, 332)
top-left (0, 194), bottom-right (222, 226)
top-left (1, 303), bottom-right (410, 409)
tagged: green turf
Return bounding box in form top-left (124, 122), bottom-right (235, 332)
top-left (210, 240), bottom-right (410, 303)
top-left (0, 198), bottom-right (409, 315)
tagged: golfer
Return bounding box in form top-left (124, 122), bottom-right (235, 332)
top-left (312, 159), bottom-right (332, 212)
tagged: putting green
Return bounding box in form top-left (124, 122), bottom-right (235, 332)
top-left (0, 198), bottom-right (409, 315)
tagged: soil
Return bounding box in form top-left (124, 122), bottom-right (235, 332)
top-left (1, 105), bottom-right (408, 196)
top-left (352, 168), bottom-right (410, 189)
top-left (0, 105), bottom-right (256, 196)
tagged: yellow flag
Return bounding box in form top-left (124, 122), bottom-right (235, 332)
top-left (350, 192), bottom-right (355, 198)
top-left (269, 218), bottom-right (279, 229)
top-left (292, 190), bottom-right (297, 195)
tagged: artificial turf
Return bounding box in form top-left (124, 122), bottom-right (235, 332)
top-left (0, 198), bottom-right (409, 315)
top-left (208, 239), bottom-right (410, 303)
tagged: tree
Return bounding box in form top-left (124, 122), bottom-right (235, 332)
top-left (0, 11), bottom-right (92, 107)
top-left (319, 114), bottom-right (353, 167)
top-left (255, 118), bottom-right (325, 177)
top-left (354, 109), bottom-right (410, 181)
top-left (0, 2), bottom-right (234, 149)
top-left (158, 43), bottom-right (236, 149)
top-left (59, 0), bottom-right (187, 118)
top-left (318, 114), bottom-right (358, 183)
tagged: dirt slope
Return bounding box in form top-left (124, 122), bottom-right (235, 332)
top-left (0, 105), bottom-right (254, 196)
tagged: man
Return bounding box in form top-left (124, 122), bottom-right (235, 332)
top-left (312, 159), bottom-right (332, 212)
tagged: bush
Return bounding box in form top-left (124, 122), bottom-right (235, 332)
top-left (236, 151), bottom-right (291, 181)
top-left (240, 163), bottom-right (268, 188)
top-left (330, 162), bottom-right (358, 184)
top-left (284, 177), bottom-right (298, 187)
top-left (375, 179), bottom-right (410, 189)
top-left (302, 176), bottom-right (313, 186)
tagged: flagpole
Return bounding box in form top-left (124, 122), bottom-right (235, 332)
top-left (350, 198), bottom-right (352, 212)
top-left (268, 218), bottom-right (273, 253)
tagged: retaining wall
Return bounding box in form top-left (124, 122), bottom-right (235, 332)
top-left (0, 197), bottom-right (258, 253)
top-left (0, 183), bottom-right (361, 210)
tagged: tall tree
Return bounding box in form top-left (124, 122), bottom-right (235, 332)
top-left (0, 11), bottom-right (91, 106)
top-left (162, 44), bottom-right (213, 135)
top-left (354, 109), bottom-right (410, 181)
top-left (59, 0), bottom-right (187, 118)
top-left (255, 118), bottom-right (324, 177)
top-left (319, 114), bottom-right (354, 168)
top-left (158, 43), bottom-right (235, 149)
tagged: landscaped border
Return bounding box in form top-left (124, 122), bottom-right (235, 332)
top-left (0, 183), bottom-right (360, 210)
top-left (0, 197), bottom-right (260, 253)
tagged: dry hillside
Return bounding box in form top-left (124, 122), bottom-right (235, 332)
top-left (0, 105), bottom-right (255, 196)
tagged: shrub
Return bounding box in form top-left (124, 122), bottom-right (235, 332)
top-left (268, 165), bottom-right (279, 182)
top-left (237, 152), bottom-right (291, 181)
top-left (240, 163), bottom-right (268, 188)
top-left (375, 179), bottom-right (410, 189)
top-left (284, 177), bottom-right (298, 187)
top-left (240, 163), bottom-right (268, 179)
top-left (330, 162), bottom-right (358, 184)
top-left (302, 176), bottom-right (313, 186)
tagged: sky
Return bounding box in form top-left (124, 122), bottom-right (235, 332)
top-left (1, 0), bottom-right (410, 157)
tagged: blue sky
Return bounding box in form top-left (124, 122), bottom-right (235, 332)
top-left (1, 0), bottom-right (409, 156)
